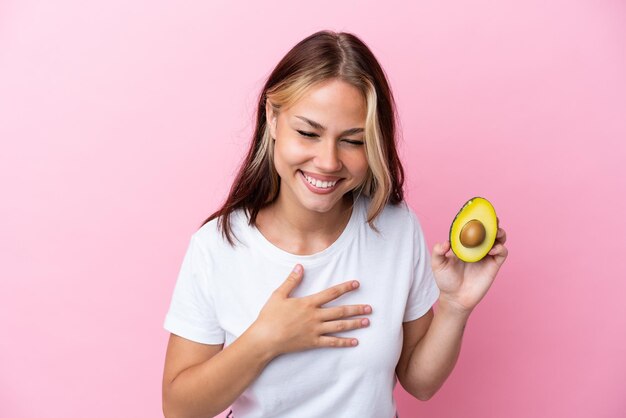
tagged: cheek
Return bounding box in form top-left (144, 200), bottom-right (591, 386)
top-left (346, 151), bottom-right (369, 177)
top-left (273, 138), bottom-right (308, 170)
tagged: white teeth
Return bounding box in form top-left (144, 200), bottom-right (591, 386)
top-left (303, 173), bottom-right (338, 189)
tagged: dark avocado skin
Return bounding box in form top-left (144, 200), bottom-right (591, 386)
top-left (449, 196), bottom-right (498, 262)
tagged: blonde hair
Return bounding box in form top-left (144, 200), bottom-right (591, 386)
top-left (202, 30), bottom-right (404, 244)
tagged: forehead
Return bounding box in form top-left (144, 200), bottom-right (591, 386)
top-left (285, 79), bottom-right (367, 125)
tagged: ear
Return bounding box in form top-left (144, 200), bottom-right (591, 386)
top-left (265, 99), bottom-right (277, 139)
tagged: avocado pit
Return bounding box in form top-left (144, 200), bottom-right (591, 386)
top-left (449, 196), bottom-right (498, 262)
top-left (459, 219), bottom-right (486, 248)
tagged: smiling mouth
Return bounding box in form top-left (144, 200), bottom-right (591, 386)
top-left (298, 170), bottom-right (343, 193)
top-left (302, 172), bottom-right (339, 188)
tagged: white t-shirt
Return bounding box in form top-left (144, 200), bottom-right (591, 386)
top-left (164, 195), bottom-right (440, 418)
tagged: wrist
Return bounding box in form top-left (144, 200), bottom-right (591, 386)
top-left (243, 321), bottom-right (282, 362)
top-left (437, 295), bottom-right (473, 322)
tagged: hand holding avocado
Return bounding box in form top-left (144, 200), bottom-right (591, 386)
top-left (431, 197), bottom-right (508, 315)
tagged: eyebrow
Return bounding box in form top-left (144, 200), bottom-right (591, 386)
top-left (294, 116), bottom-right (364, 136)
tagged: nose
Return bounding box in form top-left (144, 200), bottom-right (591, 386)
top-left (314, 140), bottom-right (343, 173)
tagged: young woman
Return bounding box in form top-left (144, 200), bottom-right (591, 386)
top-left (162, 30), bottom-right (508, 418)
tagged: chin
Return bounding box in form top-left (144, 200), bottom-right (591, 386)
top-left (299, 198), bottom-right (338, 213)
top-left (297, 191), bottom-right (350, 214)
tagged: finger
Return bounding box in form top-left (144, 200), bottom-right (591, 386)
top-left (274, 264), bottom-right (304, 298)
top-left (488, 244), bottom-right (508, 265)
top-left (317, 336), bottom-right (359, 348)
top-left (488, 243), bottom-right (506, 255)
top-left (496, 227), bottom-right (507, 244)
top-left (318, 304), bottom-right (372, 321)
top-left (319, 318), bottom-right (370, 335)
top-left (309, 280), bottom-right (360, 306)
top-left (431, 241), bottom-right (450, 270)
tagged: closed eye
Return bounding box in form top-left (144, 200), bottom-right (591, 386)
top-left (297, 130), bottom-right (363, 145)
top-left (296, 130), bottom-right (317, 138)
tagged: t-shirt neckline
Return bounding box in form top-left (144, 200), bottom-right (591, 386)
top-left (244, 194), bottom-right (363, 266)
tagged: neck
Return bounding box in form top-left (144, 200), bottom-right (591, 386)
top-left (257, 192), bottom-right (355, 255)
top-left (274, 192), bottom-right (354, 235)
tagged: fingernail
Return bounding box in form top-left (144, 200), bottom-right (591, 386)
top-left (293, 264), bottom-right (302, 274)
top-left (364, 305), bottom-right (372, 313)
top-left (352, 281), bottom-right (359, 289)
top-left (351, 339), bottom-right (358, 346)
top-left (361, 318), bottom-right (369, 326)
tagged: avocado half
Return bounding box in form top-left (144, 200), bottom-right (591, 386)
top-left (449, 197), bottom-right (498, 263)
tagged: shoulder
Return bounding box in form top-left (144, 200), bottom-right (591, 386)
top-left (191, 208), bottom-right (250, 256)
top-left (356, 197), bottom-right (429, 249)
top-left (360, 196), bottom-right (420, 232)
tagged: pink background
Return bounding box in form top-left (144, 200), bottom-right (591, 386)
top-left (1, 1), bottom-right (625, 417)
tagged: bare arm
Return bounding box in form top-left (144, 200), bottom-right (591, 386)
top-left (395, 303), bottom-right (469, 401)
top-left (396, 226), bottom-right (508, 400)
top-left (162, 329), bottom-right (275, 418)
top-left (162, 264), bottom-right (372, 418)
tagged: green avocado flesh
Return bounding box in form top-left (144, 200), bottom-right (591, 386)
top-left (449, 197), bottom-right (498, 262)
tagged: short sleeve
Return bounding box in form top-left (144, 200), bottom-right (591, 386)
top-left (403, 211), bottom-right (441, 322)
top-left (163, 234), bottom-right (225, 344)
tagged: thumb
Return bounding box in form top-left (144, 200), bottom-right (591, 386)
top-left (275, 264), bottom-right (304, 298)
top-left (431, 241), bottom-right (450, 271)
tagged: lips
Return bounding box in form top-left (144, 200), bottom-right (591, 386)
top-left (300, 170), bottom-right (343, 182)
top-left (298, 170), bottom-right (343, 194)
